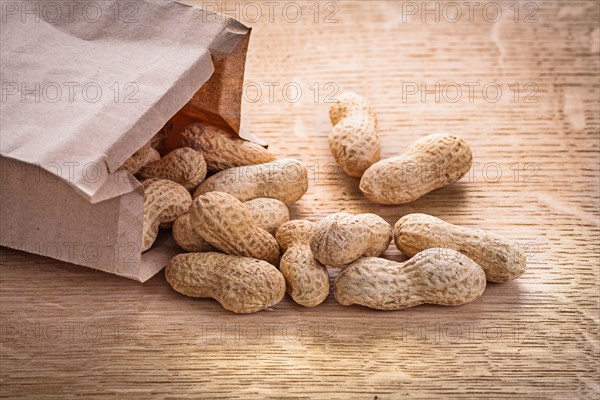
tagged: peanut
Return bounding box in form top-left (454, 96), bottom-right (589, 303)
top-left (121, 142), bottom-right (161, 174)
top-left (334, 248), bottom-right (486, 310)
top-left (138, 147), bottom-right (207, 191)
top-left (179, 122), bottom-right (276, 172)
top-left (189, 192), bottom-right (280, 265)
top-left (276, 220), bottom-right (329, 307)
top-left (359, 133), bottom-right (472, 205)
top-left (244, 198), bottom-right (290, 235)
top-left (173, 198), bottom-right (289, 252)
top-left (165, 252), bottom-right (286, 314)
top-left (142, 179), bottom-right (191, 252)
top-left (193, 158), bottom-right (308, 205)
top-left (142, 179), bottom-right (178, 228)
top-left (310, 212), bottom-right (393, 267)
top-left (329, 92), bottom-right (380, 177)
top-left (394, 213), bottom-right (526, 282)
top-left (172, 214), bottom-right (217, 252)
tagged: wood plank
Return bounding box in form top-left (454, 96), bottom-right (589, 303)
top-left (1, 1), bottom-right (598, 398)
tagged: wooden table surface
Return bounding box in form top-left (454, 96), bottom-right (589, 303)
top-left (1, 1), bottom-right (599, 398)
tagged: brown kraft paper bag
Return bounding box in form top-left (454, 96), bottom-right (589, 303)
top-left (0, 0), bottom-right (255, 281)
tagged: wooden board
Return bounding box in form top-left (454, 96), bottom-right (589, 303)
top-left (1, 1), bottom-right (599, 398)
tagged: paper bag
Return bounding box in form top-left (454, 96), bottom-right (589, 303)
top-left (0, 0), bottom-right (253, 281)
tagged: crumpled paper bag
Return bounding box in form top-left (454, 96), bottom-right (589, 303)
top-left (0, 0), bottom-right (253, 281)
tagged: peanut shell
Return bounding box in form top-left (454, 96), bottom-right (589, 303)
top-left (180, 122), bottom-right (275, 172)
top-left (394, 213), bottom-right (526, 282)
top-left (359, 133), bottom-right (472, 205)
top-left (276, 220), bottom-right (330, 307)
top-left (193, 158), bottom-right (308, 205)
top-left (165, 252), bottom-right (286, 314)
top-left (189, 192), bottom-right (280, 265)
top-left (334, 248), bottom-right (486, 310)
top-left (329, 92), bottom-right (380, 177)
top-left (142, 179), bottom-right (191, 252)
top-left (310, 212), bottom-right (393, 267)
top-left (138, 147), bottom-right (207, 191)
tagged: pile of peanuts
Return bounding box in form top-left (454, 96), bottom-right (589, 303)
top-left (125, 92), bottom-right (526, 314)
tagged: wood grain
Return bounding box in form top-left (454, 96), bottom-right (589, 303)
top-left (1, 1), bottom-right (599, 398)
